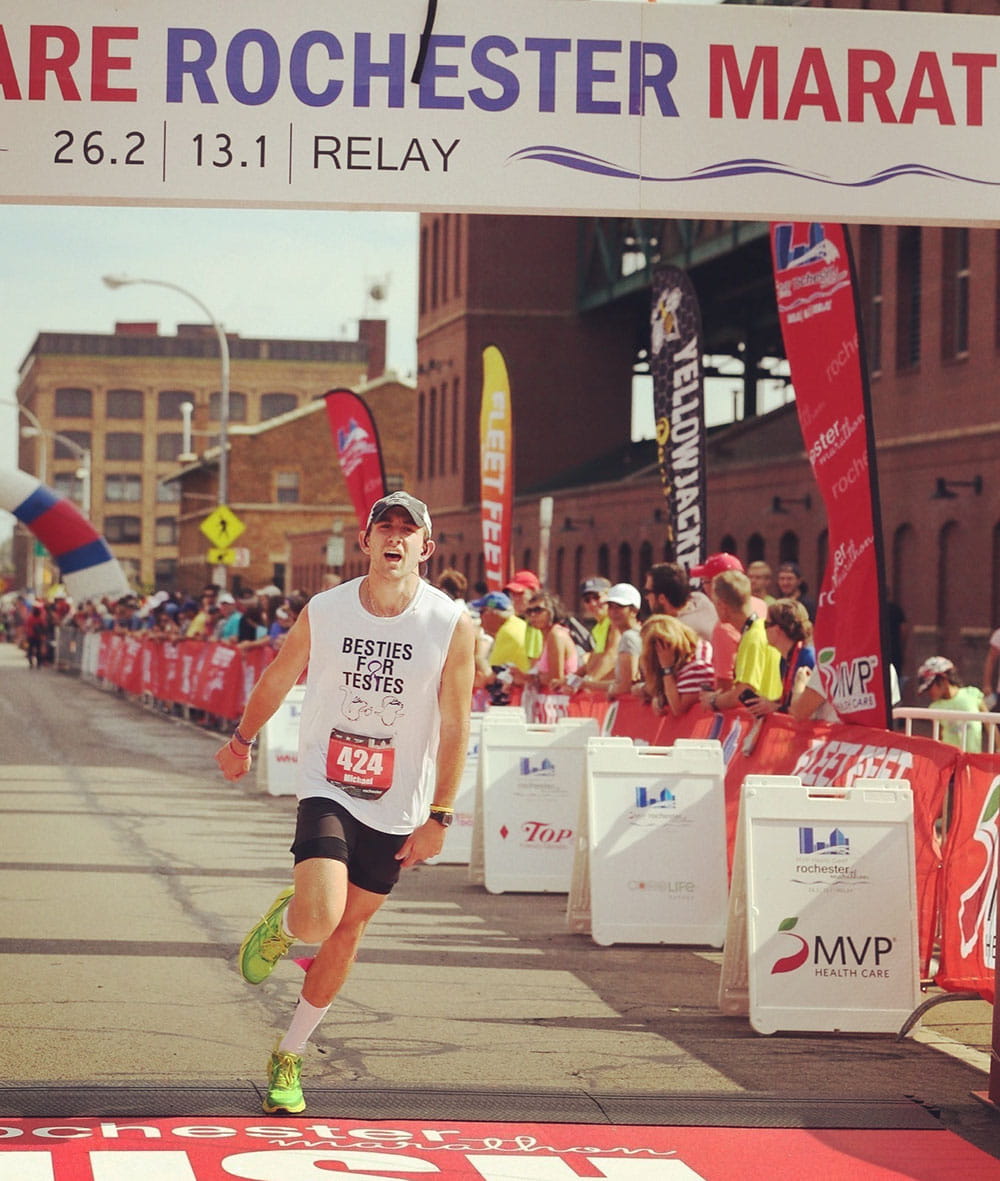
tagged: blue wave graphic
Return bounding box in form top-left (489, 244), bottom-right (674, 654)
top-left (507, 146), bottom-right (1000, 189)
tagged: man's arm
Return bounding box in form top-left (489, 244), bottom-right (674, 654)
top-left (214, 604), bottom-right (312, 781)
top-left (397, 611), bottom-right (476, 866)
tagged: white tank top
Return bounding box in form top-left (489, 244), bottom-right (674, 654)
top-left (297, 577), bottom-right (463, 834)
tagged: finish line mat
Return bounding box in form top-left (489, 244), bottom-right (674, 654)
top-left (2, 1117), bottom-right (998, 1180)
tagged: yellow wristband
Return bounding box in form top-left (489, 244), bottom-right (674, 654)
top-left (429, 804), bottom-right (454, 813)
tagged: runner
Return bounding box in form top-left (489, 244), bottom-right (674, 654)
top-left (215, 490), bottom-right (475, 1114)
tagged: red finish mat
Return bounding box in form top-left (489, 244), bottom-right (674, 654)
top-left (1, 1118), bottom-right (998, 1180)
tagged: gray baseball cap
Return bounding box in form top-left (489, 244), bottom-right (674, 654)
top-left (366, 491), bottom-right (432, 535)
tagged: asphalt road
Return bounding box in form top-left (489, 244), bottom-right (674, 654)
top-left (0, 639), bottom-right (997, 1161)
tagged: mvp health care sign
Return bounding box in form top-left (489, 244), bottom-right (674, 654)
top-left (1, 1), bottom-right (1000, 225)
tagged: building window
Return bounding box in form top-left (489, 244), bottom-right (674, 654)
top-left (895, 226), bottom-right (922, 371)
top-left (157, 480), bottom-right (181, 503)
top-left (431, 218), bottom-right (440, 308)
top-left (105, 474), bottom-right (142, 502)
top-left (104, 515), bottom-right (142, 543)
top-left (419, 224), bottom-right (429, 315)
top-left (55, 387), bottom-right (92, 417)
top-left (158, 390), bottom-right (194, 419)
top-left (617, 542), bottom-right (632, 585)
top-left (385, 471), bottom-right (405, 493)
top-left (155, 516), bottom-right (179, 546)
top-left (451, 377), bottom-right (461, 474)
top-left (429, 387), bottom-right (438, 477)
top-left (261, 393), bottom-right (298, 420)
top-left (941, 227), bottom-right (970, 360)
top-left (438, 382), bottom-right (447, 476)
top-left (156, 433), bottom-right (184, 462)
top-left (720, 533), bottom-right (738, 557)
top-left (275, 471), bottom-right (300, 503)
top-left (54, 430), bottom-right (91, 460)
top-left (107, 388), bottom-right (144, 419)
top-left (154, 558), bottom-right (178, 590)
top-left (859, 225), bottom-right (883, 376)
top-left (417, 392), bottom-right (426, 481)
top-left (209, 391), bottom-right (247, 421)
top-left (778, 531), bottom-right (799, 565)
top-left (105, 432), bottom-right (143, 461)
top-left (53, 472), bottom-right (84, 504)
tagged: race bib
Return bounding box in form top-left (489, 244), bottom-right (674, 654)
top-left (326, 728), bottom-right (396, 800)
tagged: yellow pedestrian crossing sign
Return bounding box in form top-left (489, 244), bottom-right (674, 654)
top-left (207, 547), bottom-right (237, 566)
top-left (200, 505), bottom-right (246, 549)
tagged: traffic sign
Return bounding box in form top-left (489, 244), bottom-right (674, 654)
top-left (207, 547), bottom-right (236, 566)
top-left (200, 505), bottom-right (245, 548)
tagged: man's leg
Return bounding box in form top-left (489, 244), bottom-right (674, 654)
top-left (300, 881), bottom-right (390, 1008)
top-left (264, 882), bottom-right (389, 1114)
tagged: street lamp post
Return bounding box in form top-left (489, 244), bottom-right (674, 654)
top-left (102, 274), bottom-right (231, 585)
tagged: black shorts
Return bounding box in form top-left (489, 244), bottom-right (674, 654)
top-left (290, 796), bottom-right (409, 896)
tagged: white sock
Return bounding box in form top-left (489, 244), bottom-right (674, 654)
top-left (278, 995), bottom-right (330, 1055)
top-left (281, 909), bottom-right (295, 939)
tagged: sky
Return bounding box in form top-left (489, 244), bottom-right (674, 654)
top-left (0, 205), bottom-right (420, 541)
top-left (0, 0), bottom-right (725, 545)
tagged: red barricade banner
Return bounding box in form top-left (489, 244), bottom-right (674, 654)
top-left (322, 387), bottom-right (387, 529)
top-left (938, 754), bottom-right (999, 1001)
top-left (770, 221), bottom-right (891, 728)
top-left (187, 642), bottom-right (243, 716)
top-left (118, 635), bottom-right (144, 696)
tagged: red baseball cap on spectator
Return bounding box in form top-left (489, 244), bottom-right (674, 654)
top-left (689, 553), bottom-right (744, 580)
top-left (505, 569), bottom-right (541, 593)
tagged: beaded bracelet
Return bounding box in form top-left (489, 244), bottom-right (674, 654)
top-left (228, 740), bottom-right (252, 759)
top-left (233, 726), bottom-right (257, 747)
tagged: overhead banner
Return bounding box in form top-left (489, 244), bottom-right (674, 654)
top-left (770, 222), bottom-right (891, 730)
top-left (0, 468), bottom-right (129, 601)
top-left (3, 2), bottom-right (1000, 225)
top-left (650, 264), bottom-right (706, 569)
top-left (322, 388), bottom-right (386, 529)
top-left (480, 345), bottom-right (513, 592)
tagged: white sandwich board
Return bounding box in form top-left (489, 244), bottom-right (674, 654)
top-left (258, 684), bottom-right (306, 796)
top-left (743, 776), bottom-right (920, 1035)
top-left (478, 714), bottom-right (599, 894)
top-left (571, 737), bottom-right (727, 947)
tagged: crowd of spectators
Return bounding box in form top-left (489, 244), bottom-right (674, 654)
top-left (2, 584), bottom-right (311, 664)
top-left (442, 554), bottom-right (826, 723)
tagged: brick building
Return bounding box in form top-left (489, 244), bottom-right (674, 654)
top-left (14, 318), bottom-right (385, 592)
top-left (413, 207), bottom-right (1000, 694)
top-left (171, 373), bottom-right (415, 594)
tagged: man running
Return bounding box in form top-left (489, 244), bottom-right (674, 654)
top-left (215, 491), bottom-right (475, 1114)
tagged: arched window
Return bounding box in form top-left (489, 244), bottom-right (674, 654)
top-left (991, 522), bottom-right (1000, 628)
top-left (417, 392), bottom-right (426, 480)
top-left (747, 532), bottom-right (765, 563)
top-left (937, 520), bottom-right (960, 638)
top-left (891, 523), bottom-right (915, 610)
top-left (597, 544), bottom-right (610, 581)
top-left (779, 531), bottom-right (799, 565)
top-left (720, 534), bottom-right (738, 556)
top-left (617, 542), bottom-right (632, 585)
top-left (638, 540), bottom-right (653, 582)
top-left (816, 529), bottom-right (829, 595)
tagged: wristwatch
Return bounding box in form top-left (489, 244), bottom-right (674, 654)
top-left (429, 809), bottom-right (454, 827)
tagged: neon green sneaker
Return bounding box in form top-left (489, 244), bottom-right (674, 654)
top-left (263, 1047), bottom-right (305, 1114)
top-left (239, 886), bottom-right (295, 984)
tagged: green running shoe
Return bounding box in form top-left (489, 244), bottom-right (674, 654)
top-left (240, 886), bottom-right (295, 984)
top-left (263, 1047), bottom-right (305, 1114)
